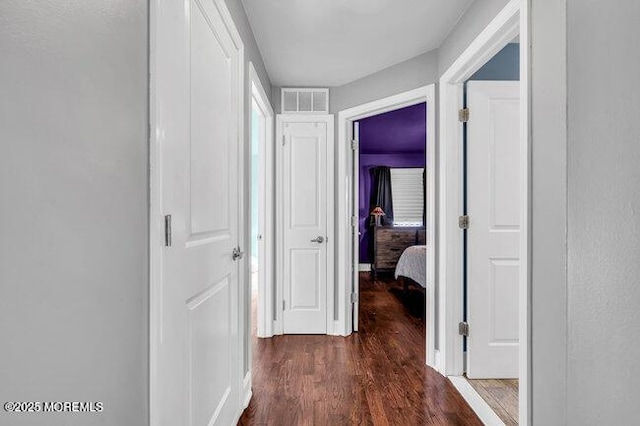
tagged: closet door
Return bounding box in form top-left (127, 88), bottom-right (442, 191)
top-left (277, 115), bottom-right (334, 334)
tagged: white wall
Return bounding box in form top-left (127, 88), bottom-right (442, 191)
top-left (225, 0), bottom-right (272, 97)
top-left (0, 1), bottom-right (149, 425)
top-left (330, 50), bottom-right (439, 113)
top-left (566, 0), bottom-right (640, 423)
top-left (530, 0), bottom-right (568, 423)
top-left (529, 0), bottom-right (640, 424)
top-left (437, 0), bottom-right (511, 75)
top-left (272, 50), bottom-right (438, 115)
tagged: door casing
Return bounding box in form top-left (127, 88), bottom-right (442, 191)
top-left (351, 121), bottom-right (359, 332)
top-left (248, 62), bottom-right (275, 340)
top-left (438, 0), bottom-right (530, 424)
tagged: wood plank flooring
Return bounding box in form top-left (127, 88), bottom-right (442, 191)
top-left (467, 378), bottom-right (519, 425)
top-left (239, 273), bottom-right (482, 425)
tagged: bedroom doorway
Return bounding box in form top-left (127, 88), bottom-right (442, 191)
top-left (337, 85), bottom-right (436, 368)
top-left (353, 103), bottom-right (427, 334)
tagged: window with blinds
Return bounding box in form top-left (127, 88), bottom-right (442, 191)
top-left (390, 168), bottom-right (424, 227)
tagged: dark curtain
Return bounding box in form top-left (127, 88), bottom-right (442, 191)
top-left (370, 166), bottom-right (394, 226)
top-left (367, 166), bottom-right (394, 261)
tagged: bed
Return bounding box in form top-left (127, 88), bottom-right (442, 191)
top-left (394, 245), bottom-right (427, 290)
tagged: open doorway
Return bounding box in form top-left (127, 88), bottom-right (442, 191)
top-left (353, 103), bottom-right (428, 345)
top-left (250, 100), bottom-right (261, 330)
top-left (438, 1), bottom-right (529, 424)
top-left (246, 62), bottom-right (275, 343)
top-left (337, 85), bottom-right (437, 367)
top-left (462, 42), bottom-right (521, 426)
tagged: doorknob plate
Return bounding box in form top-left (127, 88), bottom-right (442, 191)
top-left (232, 246), bottom-right (244, 261)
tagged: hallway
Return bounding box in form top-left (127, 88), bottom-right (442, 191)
top-left (239, 274), bottom-right (481, 425)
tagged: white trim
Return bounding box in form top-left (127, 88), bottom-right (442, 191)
top-left (437, 0), bottom-right (530, 424)
top-left (518, 3), bottom-right (531, 426)
top-left (242, 371), bottom-right (252, 409)
top-left (448, 376), bottom-right (506, 426)
top-left (148, 2), bottom-right (161, 423)
top-left (358, 263), bottom-right (371, 272)
top-left (248, 62), bottom-right (275, 339)
top-left (336, 86), bottom-right (437, 371)
top-left (250, 64), bottom-right (274, 117)
top-left (439, 1), bottom-right (520, 83)
top-left (434, 349), bottom-right (442, 371)
top-left (233, 34), bottom-right (246, 426)
top-left (275, 114), bottom-right (335, 335)
top-left (149, 0), bottom-right (245, 423)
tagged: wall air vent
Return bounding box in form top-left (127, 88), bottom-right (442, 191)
top-left (281, 88), bottom-right (329, 114)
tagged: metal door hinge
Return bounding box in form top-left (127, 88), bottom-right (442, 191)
top-left (282, 300), bottom-right (286, 311)
top-left (164, 215), bottom-right (172, 247)
top-left (459, 321), bottom-right (469, 337)
top-left (458, 215), bottom-right (469, 229)
top-left (351, 140), bottom-right (358, 150)
top-left (282, 135), bottom-right (286, 146)
top-left (350, 293), bottom-right (359, 304)
top-left (351, 215), bottom-right (358, 228)
top-left (459, 108), bottom-right (469, 123)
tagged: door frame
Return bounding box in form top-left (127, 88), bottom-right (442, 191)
top-left (336, 85), bottom-right (437, 369)
top-left (275, 114), bottom-right (335, 335)
top-left (351, 121), bottom-right (359, 332)
top-left (248, 62), bottom-right (275, 339)
top-left (149, 0), bottom-right (246, 422)
top-left (437, 0), bottom-right (530, 424)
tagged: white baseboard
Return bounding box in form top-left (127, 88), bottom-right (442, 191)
top-left (358, 263), bottom-right (371, 272)
top-left (242, 371), bottom-right (252, 409)
top-left (448, 376), bottom-right (505, 426)
top-left (432, 349), bottom-right (442, 373)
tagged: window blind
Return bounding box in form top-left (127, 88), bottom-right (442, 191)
top-left (390, 168), bottom-right (424, 226)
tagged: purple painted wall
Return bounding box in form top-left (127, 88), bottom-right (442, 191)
top-left (357, 102), bottom-right (426, 263)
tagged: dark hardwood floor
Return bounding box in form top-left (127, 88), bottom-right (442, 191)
top-left (239, 273), bottom-right (481, 425)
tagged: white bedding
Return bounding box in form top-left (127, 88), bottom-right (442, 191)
top-left (394, 245), bottom-right (427, 288)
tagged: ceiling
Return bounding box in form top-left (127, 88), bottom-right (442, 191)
top-left (241, 0), bottom-right (475, 87)
top-left (358, 102), bottom-right (426, 154)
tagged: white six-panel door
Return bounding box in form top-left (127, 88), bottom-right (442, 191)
top-left (279, 116), bottom-right (334, 334)
top-left (466, 81), bottom-right (520, 379)
top-left (153, 0), bottom-right (244, 424)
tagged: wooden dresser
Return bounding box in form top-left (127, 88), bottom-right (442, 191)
top-left (372, 226), bottom-right (426, 277)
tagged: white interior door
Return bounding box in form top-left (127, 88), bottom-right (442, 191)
top-left (351, 121), bottom-right (360, 332)
top-left (282, 120), bottom-right (329, 334)
top-left (466, 81), bottom-right (520, 379)
top-left (155, 0), bottom-right (243, 424)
